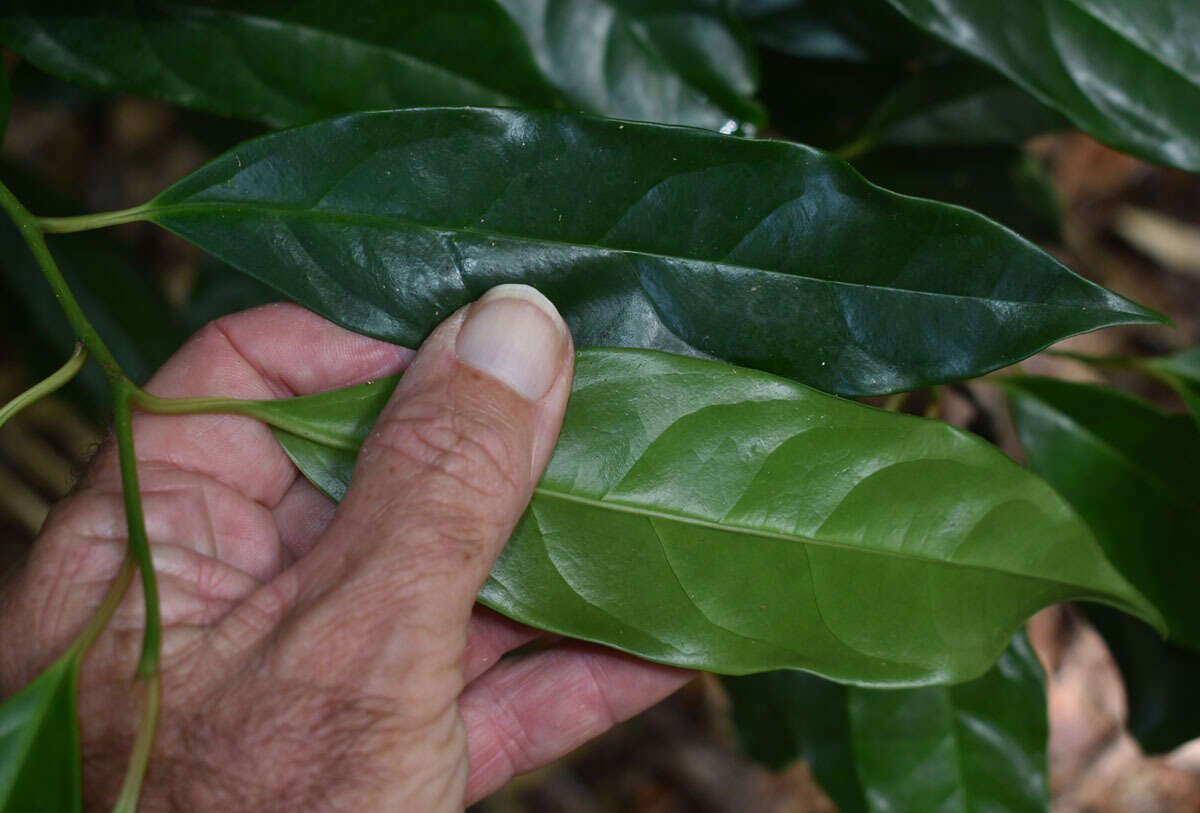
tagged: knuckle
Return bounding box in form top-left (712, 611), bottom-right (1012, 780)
top-left (363, 402), bottom-right (528, 566)
top-left (372, 403), bottom-right (525, 502)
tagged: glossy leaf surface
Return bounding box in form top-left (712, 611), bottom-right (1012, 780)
top-left (0, 0), bottom-right (760, 131)
top-left (142, 108), bottom-right (1158, 397)
top-left (740, 0), bottom-right (940, 64)
top-left (884, 0), bottom-right (1200, 170)
top-left (272, 348), bottom-right (1156, 683)
top-left (1004, 378), bottom-right (1200, 648)
top-left (1149, 347), bottom-right (1200, 429)
top-left (1085, 606), bottom-right (1200, 755)
top-left (0, 656), bottom-right (82, 812)
top-left (495, 0), bottom-right (763, 132)
top-left (850, 63), bottom-right (1068, 151)
top-left (726, 633), bottom-right (1048, 812)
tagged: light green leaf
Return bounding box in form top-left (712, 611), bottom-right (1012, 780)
top-left (0, 656), bottom-right (82, 813)
top-left (725, 633), bottom-right (1048, 812)
top-left (884, 0), bottom-right (1200, 170)
top-left (137, 108), bottom-right (1160, 397)
top-left (0, 0), bottom-right (761, 131)
top-left (270, 348), bottom-right (1157, 684)
top-left (1003, 378), bottom-right (1200, 649)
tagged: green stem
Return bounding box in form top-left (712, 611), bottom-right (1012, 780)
top-left (0, 343), bottom-right (88, 431)
top-left (38, 204), bottom-right (151, 234)
top-left (66, 556), bottom-right (136, 663)
top-left (112, 384), bottom-right (160, 679)
top-left (130, 388), bottom-right (358, 451)
top-left (112, 672), bottom-right (161, 813)
top-left (0, 180), bottom-right (125, 377)
top-left (0, 177), bottom-right (163, 809)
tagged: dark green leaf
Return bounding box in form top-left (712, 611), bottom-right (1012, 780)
top-left (272, 348), bottom-right (1158, 683)
top-left (883, 0), bottom-right (1200, 170)
top-left (740, 0), bottom-right (941, 64)
top-left (724, 670), bottom-right (866, 811)
top-left (853, 146), bottom-right (1061, 240)
top-left (0, 161), bottom-right (187, 416)
top-left (497, 0), bottom-right (764, 133)
top-left (0, 0), bottom-right (761, 132)
top-left (850, 63), bottom-right (1068, 151)
top-left (726, 633), bottom-right (1048, 813)
top-left (1085, 606), bottom-right (1200, 755)
top-left (140, 108), bottom-right (1159, 397)
top-left (1148, 347), bottom-right (1200, 429)
top-left (0, 656), bottom-right (82, 813)
top-left (1003, 378), bottom-right (1200, 649)
top-left (847, 632), bottom-right (1048, 812)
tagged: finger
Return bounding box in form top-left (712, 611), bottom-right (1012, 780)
top-left (463, 608), bottom-right (540, 684)
top-left (275, 284), bottom-right (573, 689)
top-left (460, 644), bottom-right (694, 805)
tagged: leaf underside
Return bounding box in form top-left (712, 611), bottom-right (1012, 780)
top-left (143, 108), bottom-right (1159, 397)
top-left (274, 348), bottom-right (1155, 684)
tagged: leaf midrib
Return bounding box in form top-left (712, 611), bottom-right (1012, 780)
top-left (146, 201), bottom-right (1136, 313)
top-left (532, 486), bottom-right (1103, 590)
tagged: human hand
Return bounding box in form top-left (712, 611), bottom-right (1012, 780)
top-left (0, 285), bottom-right (692, 810)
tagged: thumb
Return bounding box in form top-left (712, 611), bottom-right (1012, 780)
top-left (285, 284), bottom-right (572, 675)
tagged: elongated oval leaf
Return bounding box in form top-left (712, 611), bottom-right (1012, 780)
top-left (137, 108), bottom-right (1159, 397)
top-left (0, 657), bottom-right (82, 812)
top-left (884, 0), bottom-right (1200, 170)
top-left (1002, 378), bottom-right (1200, 648)
top-left (726, 632), bottom-right (1048, 813)
top-left (0, 0), bottom-right (761, 132)
top-left (0, 1), bottom-right (554, 127)
top-left (269, 348), bottom-right (1156, 683)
